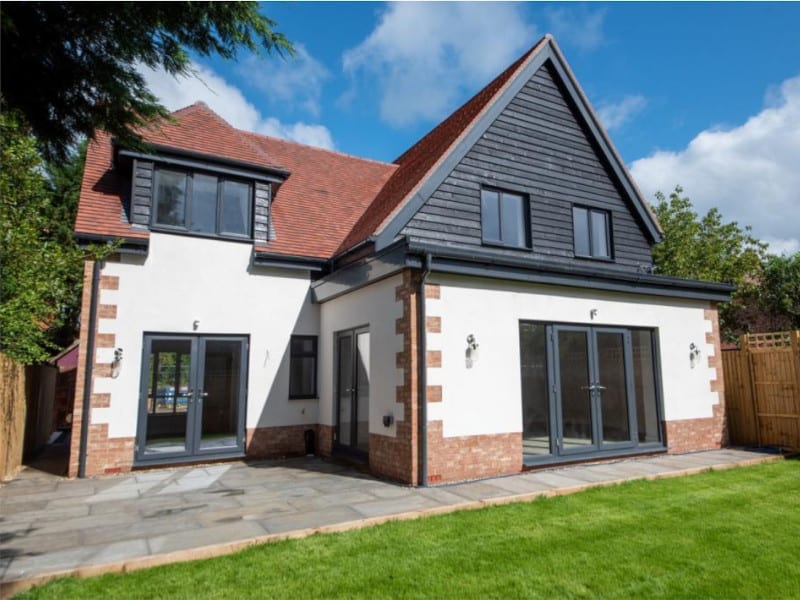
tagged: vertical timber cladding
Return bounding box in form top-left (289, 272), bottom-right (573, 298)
top-left (665, 304), bottom-right (727, 453)
top-left (401, 62), bottom-right (654, 270)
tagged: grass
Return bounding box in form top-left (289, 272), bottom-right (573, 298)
top-left (18, 460), bottom-right (800, 599)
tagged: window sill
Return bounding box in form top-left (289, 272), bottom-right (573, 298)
top-left (150, 226), bottom-right (254, 244)
top-left (573, 254), bottom-right (615, 263)
top-left (481, 240), bottom-right (533, 252)
top-left (289, 396), bottom-right (319, 401)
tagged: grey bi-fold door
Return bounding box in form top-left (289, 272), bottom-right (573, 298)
top-left (136, 334), bottom-right (248, 464)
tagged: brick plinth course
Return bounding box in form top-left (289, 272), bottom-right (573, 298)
top-left (246, 425), bottom-right (319, 458)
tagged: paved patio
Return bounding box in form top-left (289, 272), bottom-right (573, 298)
top-left (0, 448), bottom-right (779, 594)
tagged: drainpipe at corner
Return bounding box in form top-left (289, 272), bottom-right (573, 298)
top-left (78, 260), bottom-right (102, 478)
top-left (417, 253), bottom-right (432, 487)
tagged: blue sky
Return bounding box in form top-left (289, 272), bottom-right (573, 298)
top-left (142, 2), bottom-right (800, 253)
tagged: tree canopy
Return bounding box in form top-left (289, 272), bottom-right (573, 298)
top-left (1, 2), bottom-right (292, 159)
top-left (650, 186), bottom-right (799, 341)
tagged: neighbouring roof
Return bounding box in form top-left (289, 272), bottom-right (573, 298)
top-left (75, 35), bottom-right (661, 260)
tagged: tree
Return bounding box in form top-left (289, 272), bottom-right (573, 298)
top-left (0, 112), bottom-right (84, 363)
top-left (759, 253), bottom-right (800, 330)
top-left (1, 2), bottom-right (292, 159)
top-left (650, 186), bottom-right (767, 340)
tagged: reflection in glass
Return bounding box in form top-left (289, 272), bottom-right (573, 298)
top-left (356, 333), bottom-right (370, 453)
top-left (520, 323), bottom-right (551, 456)
top-left (155, 170), bottom-right (187, 226)
top-left (221, 181), bottom-right (250, 235)
top-left (596, 332), bottom-right (631, 443)
top-left (199, 340), bottom-right (241, 450)
top-left (558, 330), bottom-right (593, 448)
top-left (190, 174), bottom-right (218, 233)
top-left (337, 335), bottom-right (353, 446)
top-left (145, 339), bottom-right (191, 454)
top-left (633, 330), bottom-right (661, 443)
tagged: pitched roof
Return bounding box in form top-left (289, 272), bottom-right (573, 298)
top-left (244, 132), bottom-right (396, 258)
top-left (74, 104), bottom-right (396, 257)
top-left (335, 36), bottom-right (549, 255)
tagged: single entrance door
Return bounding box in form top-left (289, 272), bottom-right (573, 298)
top-left (136, 334), bottom-right (247, 464)
top-left (335, 328), bottom-right (370, 454)
top-left (553, 326), bottom-right (635, 455)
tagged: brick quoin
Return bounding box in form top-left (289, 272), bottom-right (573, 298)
top-left (369, 269), bottom-right (420, 484)
top-left (665, 303), bottom-right (728, 453)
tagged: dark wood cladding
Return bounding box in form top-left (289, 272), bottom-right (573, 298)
top-left (253, 182), bottom-right (272, 243)
top-left (402, 62), bottom-right (653, 270)
top-left (130, 159), bottom-right (154, 226)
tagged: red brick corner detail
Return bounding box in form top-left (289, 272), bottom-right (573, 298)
top-left (665, 303), bottom-right (728, 453)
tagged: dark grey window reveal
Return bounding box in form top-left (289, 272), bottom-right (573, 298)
top-left (480, 188), bottom-right (530, 248)
top-left (153, 167), bottom-right (252, 239)
top-left (573, 206), bottom-right (612, 259)
top-left (289, 335), bottom-right (317, 399)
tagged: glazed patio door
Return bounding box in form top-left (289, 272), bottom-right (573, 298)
top-left (136, 334), bottom-right (247, 464)
top-left (335, 328), bottom-right (370, 454)
top-left (552, 326), bottom-right (636, 455)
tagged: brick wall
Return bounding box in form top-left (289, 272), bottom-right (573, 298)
top-left (665, 304), bottom-right (728, 453)
top-left (368, 270), bottom-right (419, 484)
top-left (69, 260), bottom-right (134, 477)
top-left (246, 424), bottom-right (318, 458)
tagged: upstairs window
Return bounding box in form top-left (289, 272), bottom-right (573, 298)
top-left (573, 206), bottom-right (612, 259)
top-left (289, 336), bottom-right (318, 399)
top-left (480, 188), bottom-right (530, 248)
top-left (153, 167), bottom-right (251, 239)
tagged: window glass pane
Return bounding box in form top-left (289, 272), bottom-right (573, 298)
top-left (573, 207), bottom-right (590, 256)
top-left (501, 193), bottom-right (527, 247)
top-left (290, 336), bottom-right (317, 397)
top-left (190, 174), bottom-right (218, 233)
top-left (520, 323), bottom-right (551, 456)
top-left (221, 180), bottom-right (250, 235)
top-left (632, 330), bottom-right (660, 444)
top-left (591, 210), bottom-right (610, 258)
top-left (481, 189), bottom-right (501, 242)
top-left (155, 170), bottom-right (187, 227)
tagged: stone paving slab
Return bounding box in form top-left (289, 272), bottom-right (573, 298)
top-left (0, 449), bottom-right (781, 596)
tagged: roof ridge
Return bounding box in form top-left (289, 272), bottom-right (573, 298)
top-left (242, 129), bottom-right (395, 168)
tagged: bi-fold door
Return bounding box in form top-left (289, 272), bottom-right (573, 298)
top-left (136, 334), bottom-right (248, 464)
top-left (521, 323), bottom-right (662, 462)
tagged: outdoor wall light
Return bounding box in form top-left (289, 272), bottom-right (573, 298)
top-left (383, 413), bottom-right (394, 428)
top-left (465, 334), bottom-right (480, 369)
top-left (193, 320), bottom-right (200, 331)
top-left (111, 347), bottom-right (123, 379)
top-left (590, 308), bottom-right (598, 320)
top-left (689, 342), bottom-right (702, 369)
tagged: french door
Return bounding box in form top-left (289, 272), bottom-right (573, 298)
top-left (520, 323), bottom-right (661, 462)
top-left (335, 328), bottom-right (370, 455)
top-left (136, 334), bottom-right (248, 464)
top-left (553, 326), bottom-right (635, 455)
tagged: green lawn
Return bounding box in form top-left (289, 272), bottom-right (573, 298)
top-left (19, 460), bottom-right (800, 599)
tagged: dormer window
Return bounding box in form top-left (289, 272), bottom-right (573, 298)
top-left (153, 167), bottom-right (252, 239)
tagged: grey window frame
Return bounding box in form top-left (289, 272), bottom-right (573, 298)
top-left (152, 166), bottom-right (253, 241)
top-left (289, 335), bottom-right (318, 399)
top-left (572, 205), bottom-right (613, 260)
top-left (480, 187), bottom-right (531, 250)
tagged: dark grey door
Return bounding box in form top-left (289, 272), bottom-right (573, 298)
top-left (335, 328), bottom-right (370, 454)
top-left (136, 334), bottom-right (248, 464)
top-left (552, 326), bottom-right (636, 456)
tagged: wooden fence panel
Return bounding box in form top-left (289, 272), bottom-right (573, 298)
top-left (0, 352), bottom-right (27, 481)
top-left (723, 331), bottom-right (800, 451)
top-left (723, 350), bottom-right (758, 446)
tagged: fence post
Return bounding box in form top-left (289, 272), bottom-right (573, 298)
top-left (792, 331), bottom-right (800, 425)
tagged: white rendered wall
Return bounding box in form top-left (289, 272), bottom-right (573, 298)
top-left (318, 274), bottom-right (404, 436)
top-left (92, 233), bottom-right (319, 438)
top-left (426, 273), bottom-right (717, 438)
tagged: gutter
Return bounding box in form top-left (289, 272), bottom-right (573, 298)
top-left (417, 253), bottom-right (433, 487)
top-left (78, 260), bottom-right (102, 478)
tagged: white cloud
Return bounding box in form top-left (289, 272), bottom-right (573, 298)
top-left (342, 2), bottom-right (536, 127)
top-left (240, 45), bottom-right (329, 117)
top-left (630, 74), bottom-right (800, 255)
top-left (139, 62), bottom-right (335, 150)
top-left (545, 7), bottom-right (606, 51)
top-left (597, 95), bottom-right (647, 131)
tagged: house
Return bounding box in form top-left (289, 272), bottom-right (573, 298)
top-left (69, 35), bottom-right (732, 483)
